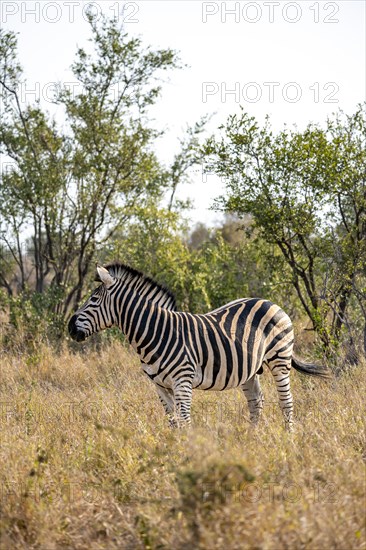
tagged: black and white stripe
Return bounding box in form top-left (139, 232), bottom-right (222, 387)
top-left (69, 263), bottom-right (329, 430)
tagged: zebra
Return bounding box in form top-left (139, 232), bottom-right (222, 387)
top-left (68, 263), bottom-right (329, 430)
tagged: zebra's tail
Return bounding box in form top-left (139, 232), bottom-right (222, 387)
top-left (291, 355), bottom-right (331, 379)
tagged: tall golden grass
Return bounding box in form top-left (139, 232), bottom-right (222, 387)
top-left (0, 341), bottom-right (365, 549)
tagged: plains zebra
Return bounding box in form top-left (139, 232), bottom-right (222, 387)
top-left (68, 263), bottom-right (329, 430)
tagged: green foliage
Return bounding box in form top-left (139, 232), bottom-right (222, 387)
top-left (105, 209), bottom-right (297, 317)
top-left (1, 285), bottom-right (65, 350)
top-left (0, 15), bottom-right (201, 324)
top-left (105, 203), bottom-right (200, 310)
top-left (1, 20), bottom-right (364, 363)
top-left (204, 105), bottom-right (366, 358)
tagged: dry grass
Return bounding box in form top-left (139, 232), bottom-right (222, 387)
top-left (0, 341), bottom-right (365, 549)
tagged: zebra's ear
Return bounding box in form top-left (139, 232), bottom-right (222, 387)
top-left (96, 265), bottom-right (115, 288)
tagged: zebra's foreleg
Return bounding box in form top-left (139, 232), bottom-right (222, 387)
top-left (268, 361), bottom-right (294, 431)
top-left (154, 385), bottom-right (177, 427)
top-left (241, 374), bottom-right (264, 426)
top-left (172, 375), bottom-right (194, 428)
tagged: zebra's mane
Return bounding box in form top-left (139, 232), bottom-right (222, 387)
top-left (96, 262), bottom-right (177, 310)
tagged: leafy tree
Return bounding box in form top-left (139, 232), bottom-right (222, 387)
top-left (103, 203), bottom-right (206, 311)
top-left (0, 15), bottom-right (201, 328)
top-left (204, 105), bottom-right (366, 358)
top-left (322, 108), bottom-right (366, 357)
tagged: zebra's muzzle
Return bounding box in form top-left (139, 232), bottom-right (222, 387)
top-left (68, 315), bottom-right (87, 342)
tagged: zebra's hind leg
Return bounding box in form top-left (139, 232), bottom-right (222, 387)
top-left (155, 385), bottom-right (177, 427)
top-left (241, 374), bottom-right (264, 426)
top-left (268, 359), bottom-right (294, 431)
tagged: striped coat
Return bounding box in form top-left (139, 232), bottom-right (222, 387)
top-left (69, 263), bottom-right (329, 430)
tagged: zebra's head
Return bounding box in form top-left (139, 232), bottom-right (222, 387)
top-left (68, 265), bottom-right (117, 342)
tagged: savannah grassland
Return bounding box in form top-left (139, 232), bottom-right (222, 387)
top-left (0, 336), bottom-right (365, 550)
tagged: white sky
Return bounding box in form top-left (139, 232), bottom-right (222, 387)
top-left (1, 0), bottom-right (365, 225)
